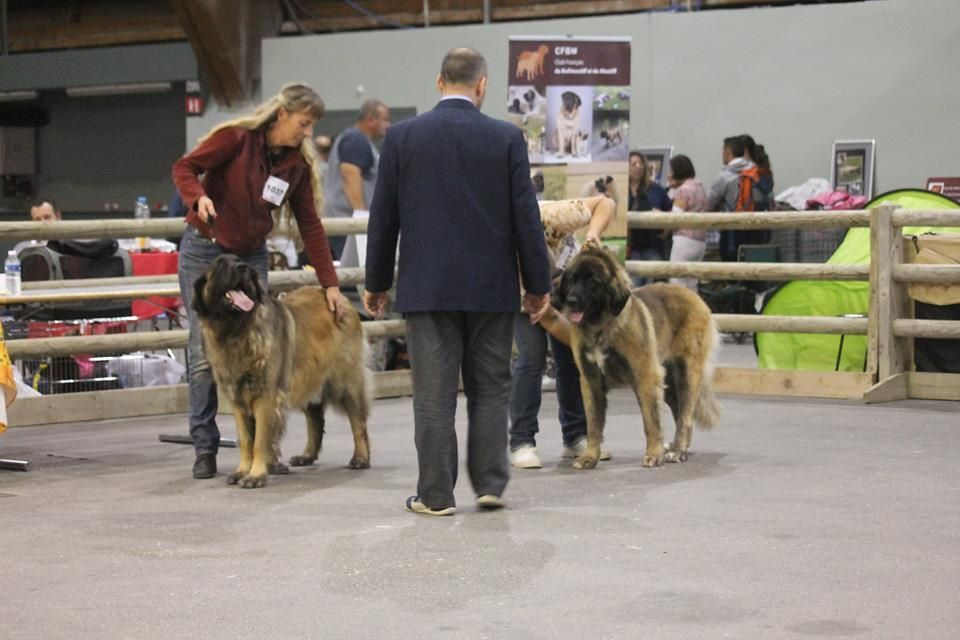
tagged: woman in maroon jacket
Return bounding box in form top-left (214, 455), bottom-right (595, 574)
top-left (173, 82), bottom-right (349, 480)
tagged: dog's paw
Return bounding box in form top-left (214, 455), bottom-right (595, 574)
top-left (239, 474), bottom-right (268, 489)
top-left (642, 450), bottom-right (665, 468)
top-left (268, 461), bottom-right (290, 475)
top-left (288, 455), bottom-right (316, 467)
top-left (573, 455), bottom-right (598, 470)
top-left (664, 450), bottom-right (688, 463)
top-left (348, 456), bottom-right (370, 470)
top-left (226, 471), bottom-right (245, 485)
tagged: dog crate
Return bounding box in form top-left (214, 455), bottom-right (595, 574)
top-left (3, 316), bottom-right (146, 394)
top-left (769, 228), bottom-right (847, 263)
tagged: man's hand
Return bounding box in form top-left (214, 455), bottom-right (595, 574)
top-left (325, 286), bottom-right (351, 323)
top-left (197, 196), bottom-right (217, 224)
top-left (523, 292), bottom-right (551, 324)
top-left (364, 290), bottom-right (389, 318)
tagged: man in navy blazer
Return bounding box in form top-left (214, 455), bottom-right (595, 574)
top-left (364, 47), bottom-right (552, 516)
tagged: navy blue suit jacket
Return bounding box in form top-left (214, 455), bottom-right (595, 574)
top-left (365, 98), bottom-right (551, 313)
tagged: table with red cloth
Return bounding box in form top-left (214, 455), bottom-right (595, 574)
top-left (130, 251), bottom-right (180, 320)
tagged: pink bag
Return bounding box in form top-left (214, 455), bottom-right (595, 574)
top-left (806, 190), bottom-right (869, 210)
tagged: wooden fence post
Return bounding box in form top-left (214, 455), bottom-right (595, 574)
top-left (865, 204), bottom-right (910, 402)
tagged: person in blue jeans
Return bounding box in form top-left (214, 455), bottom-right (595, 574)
top-left (510, 195), bottom-right (616, 469)
top-left (172, 84), bottom-right (349, 480)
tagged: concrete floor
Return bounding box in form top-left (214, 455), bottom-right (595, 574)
top-left (2, 345), bottom-right (959, 639)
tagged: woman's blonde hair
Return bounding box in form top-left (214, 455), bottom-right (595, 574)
top-left (199, 83), bottom-right (327, 237)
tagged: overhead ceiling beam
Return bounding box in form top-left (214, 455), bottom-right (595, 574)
top-left (172, 0), bottom-right (282, 107)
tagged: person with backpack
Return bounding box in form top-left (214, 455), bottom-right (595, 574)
top-left (707, 136), bottom-right (760, 261)
top-left (741, 134), bottom-right (775, 212)
top-left (739, 134), bottom-right (775, 247)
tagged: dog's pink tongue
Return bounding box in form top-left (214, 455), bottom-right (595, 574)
top-left (226, 290), bottom-right (255, 312)
top-left (570, 311), bottom-right (584, 324)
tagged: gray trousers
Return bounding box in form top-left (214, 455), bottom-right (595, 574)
top-left (405, 311), bottom-right (514, 510)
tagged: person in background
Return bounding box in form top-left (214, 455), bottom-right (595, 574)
top-left (627, 151), bottom-right (672, 281)
top-left (740, 134), bottom-right (774, 212)
top-left (509, 195), bottom-right (616, 470)
top-left (322, 100), bottom-right (391, 260)
top-left (364, 47), bottom-right (551, 516)
top-left (30, 199), bottom-right (61, 223)
top-left (707, 135), bottom-right (755, 261)
top-left (165, 191), bottom-right (187, 249)
top-left (665, 154), bottom-right (708, 290)
top-left (740, 134), bottom-right (775, 246)
top-left (314, 134), bottom-right (332, 161)
top-left (13, 198), bottom-right (62, 254)
top-left (314, 134), bottom-right (332, 181)
top-left (172, 82), bottom-right (349, 481)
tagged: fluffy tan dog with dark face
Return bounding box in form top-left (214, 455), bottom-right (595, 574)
top-left (193, 255), bottom-right (371, 488)
top-left (549, 245), bottom-right (720, 469)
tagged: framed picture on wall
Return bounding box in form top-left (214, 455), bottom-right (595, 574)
top-left (831, 139), bottom-right (876, 199)
top-left (636, 146), bottom-right (673, 187)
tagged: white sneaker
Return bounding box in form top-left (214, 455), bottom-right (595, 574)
top-left (510, 444), bottom-right (542, 469)
top-left (561, 438), bottom-right (612, 461)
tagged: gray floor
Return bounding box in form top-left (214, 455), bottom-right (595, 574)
top-left (2, 345), bottom-right (959, 639)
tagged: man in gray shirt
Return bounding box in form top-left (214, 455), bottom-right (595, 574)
top-left (707, 135), bottom-right (757, 261)
top-left (322, 99), bottom-right (391, 259)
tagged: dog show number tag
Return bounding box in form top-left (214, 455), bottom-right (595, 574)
top-left (555, 235), bottom-right (581, 271)
top-left (262, 176), bottom-right (290, 206)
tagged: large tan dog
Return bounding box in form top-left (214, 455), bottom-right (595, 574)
top-left (192, 255), bottom-right (371, 488)
top-left (548, 245), bottom-right (720, 469)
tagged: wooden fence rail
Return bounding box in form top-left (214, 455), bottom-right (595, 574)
top-left (0, 217), bottom-right (368, 242)
top-left (625, 261), bottom-right (869, 281)
top-left (715, 314), bottom-right (867, 335)
top-left (0, 267), bottom-right (367, 306)
top-left (891, 210), bottom-right (960, 227)
top-left (4, 320), bottom-right (409, 359)
top-left (627, 210), bottom-right (872, 230)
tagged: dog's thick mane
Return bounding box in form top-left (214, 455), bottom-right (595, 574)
top-left (195, 265), bottom-right (273, 342)
top-left (569, 246), bottom-right (633, 326)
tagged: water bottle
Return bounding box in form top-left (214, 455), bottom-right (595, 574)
top-left (134, 196), bottom-right (151, 250)
top-left (5, 250), bottom-right (21, 296)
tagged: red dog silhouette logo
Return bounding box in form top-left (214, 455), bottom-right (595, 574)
top-left (515, 44), bottom-right (549, 81)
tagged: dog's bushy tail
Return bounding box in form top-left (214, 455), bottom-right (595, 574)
top-left (695, 319), bottom-right (721, 429)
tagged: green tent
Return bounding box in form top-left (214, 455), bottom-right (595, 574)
top-left (756, 189), bottom-right (960, 371)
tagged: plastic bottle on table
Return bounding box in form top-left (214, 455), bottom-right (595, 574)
top-left (5, 250), bottom-right (21, 296)
top-left (134, 196), bottom-right (151, 250)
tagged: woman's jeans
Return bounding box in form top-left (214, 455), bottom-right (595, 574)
top-left (508, 314), bottom-right (587, 450)
top-left (177, 226), bottom-right (268, 456)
